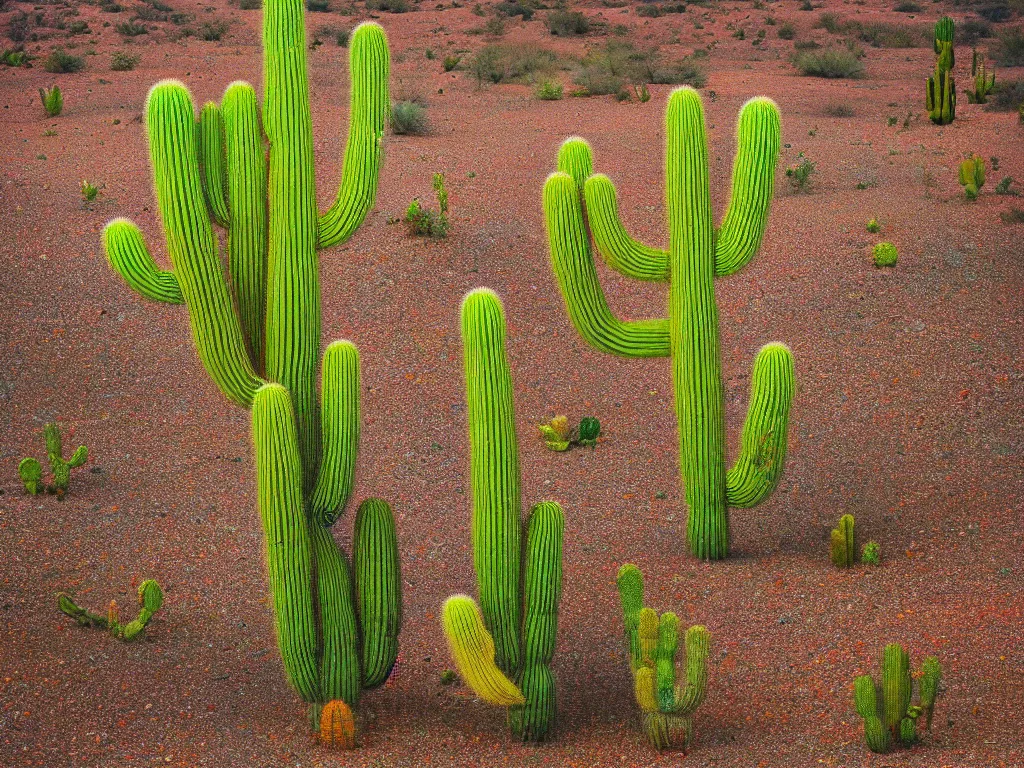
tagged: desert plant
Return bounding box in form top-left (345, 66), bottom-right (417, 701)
top-left (854, 644), bottom-right (941, 753)
top-left (111, 50), bottom-right (140, 70)
top-left (866, 218), bottom-right (880, 232)
top-left (635, 83), bottom-right (651, 102)
top-left (995, 27), bottom-right (1024, 67)
top-left (81, 180), bottom-right (99, 201)
top-left (996, 176), bottom-right (1016, 195)
top-left (405, 172), bottom-right (449, 237)
top-left (38, 85), bottom-right (63, 116)
top-left (547, 10), bottom-right (589, 36)
top-left (536, 78), bottom-right (563, 100)
top-left (778, 22), bottom-right (795, 39)
top-left (830, 513), bottom-right (855, 567)
top-left (19, 422), bottom-right (87, 497)
top-left (785, 154), bottom-right (816, 191)
top-left (101, 11), bottom-right (400, 736)
top-left (195, 20), bottom-right (229, 40)
top-left (861, 540), bottom-right (881, 565)
top-left (367, 0), bottom-right (409, 11)
top-left (390, 99), bottom-right (428, 134)
top-left (617, 564), bottom-right (709, 751)
top-left (1001, 208), bottom-right (1024, 223)
top-left (959, 154), bottom-right (986, 199)
top-left (318, 700), bottom-right (356, 749)
top-left (966, 49), bottom-right (995, 104)
top-left (441, 289), bottom-right (566, 742)
top-left (893, 1), bottom-right (921, 12)
top-left (538, 415), bottom-right (600, 451)
top-left (795, 47), bottom-right (864, 78)
top-left (926, 61), bottom-right (956, 124)
top-left (824, 101), bottom-right (854, 117)
top-left (57, 579), bottom-right (164, 641)
top-left (961, 19), bottom-right (992, 46)
top-left (43, 49), bottom-right (84, 74)
top-left (307, 0), bottom-right (330, 10)
top-left (116, 20), bottom-right (148, 36)
top-left (443, 54), bottom-right (461, 71)
top-left (543, 88), bottom-right (795, 560)
top-left (873, 242), bottom-right (898, 267)
top-left (471, 42), bottom-right (559, 86)
top-left (497, 0), bottom-right (533, 20)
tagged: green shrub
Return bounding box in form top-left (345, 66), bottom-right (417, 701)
top-left (996, 28), bottom-right (1024, 67)
top-left (636, 4), bottom-right (661, 17)
top-left (860, 541), bottom-right (880, 565)
top-left (115, 20), bottom-right (148, 36)
top-left (778, 22), bottom-right (795, 39)
top-left (872, 242), bottom-right (898, 267)
top-left (443, 54), bottom-right (461, 71)
top-left (43, 48), bottom-right (84, 73)
top-left (785, 154), bottom-right (815, 191)
top-left (866, 218), bottom-right (880, 233)
top-left (995, 176), bottom-right (1016, 195)
top-left (307, 0), bottom-right (330, 10)
top-left (39, 85), bottom-right (63, 116)
top-left (390, 100), bottom-right (429, 135)
top-left (81, 180), bottom-right (99, 201)
top-left (406, 173), bottom-right (449, 238)
top-left (855, 22), bottom-right (924, 48)
top-left (110, 50), bottom-right (140, 70)
top-left (893, 1), bottom-right (920, 11)
top-left (485, 16), bottom-right (506, 36)
top-left (794, 47), bottom-right (864, 78)
top-left (7, 12), bottom-right (30, 42)
top-left (68, 20), bottom-right (91, 35)
top-left (824, 101), bottom-right (854, 117)
top-left (196, 21), bottom-right (229, 40)
top-left (1, 49), bottom-right (28, 67)
top-left (535, 78), bottom-right (563, 100)
top-left (496, 1), bottom-right (533, 20)
top-left (238, 0), bottom-right (261, 9)
top-left (366, 0), bottom-right (410, 12)
top-left (978, 3), bottom-right (1012, 23)
top-left (817, 12), bottom-right (840, 33)
top-left (547, 10), bottom-right (589, 36)
top-left (471, 42), bottom-right (558, 85)
top-left (989, 79), bottom-right (1024, 112)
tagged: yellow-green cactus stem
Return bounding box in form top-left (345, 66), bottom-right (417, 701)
top-left (353, 497), bottom-right (402, 688)
top-left (442, 595), bottom-right (526, 706)
top-left (927, 61), bottom-right (956, 125)
top-left (873, 242), bottom-right (898, 268)
top-left (967, 49), bottom-right (995, 104)
top-left (18, 457), bottom-right (42, 495)
top-left (830, 513), bottom-right (855, 567)
top-left (544, 88), bottom-right (795, 560)
top-left (959, 154), bottom-right (986, 200)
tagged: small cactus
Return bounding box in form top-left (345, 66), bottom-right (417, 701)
top-left (58, 579), bottom-right (164, 641)
top-left (959, 155), bottom-right (986, 200)
top-left (538, 415), bottom-right (572, 451)
top-left (830, 513), bottom-right (855, 567)
top-left (966, 49), bottom-right (995, 104)
top-left (319, 699), bottom-right (356, 749)
top-left (861, 540), bottom-right (881, 565)
top-left (39, 85), bottom-right (63, 117)
top-left (873, 243), bottom-right (898, 268)
top-left (577, 416), bottom-right (600, 447)
top-left (19, 422), bottom-right (88, 498)
top-left (854, 643), bottom-right (941, 754)
top-left (18, 457), bottom-right (42, 495)
top-left (866, 218), bottom-right (880, 233)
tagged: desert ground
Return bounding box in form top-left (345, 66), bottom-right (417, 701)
top-left (1, 0), bottom-right (1023, 765)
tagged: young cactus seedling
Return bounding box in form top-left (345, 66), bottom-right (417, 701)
top-left (854, 643), bottom-right (941, 753)
top-left (39, 85), bottom-right (63, 117)
top-left (861, 540), bottom-right (881, 565)
top-left (959, 155), bottom-right (986, 200)
top-left (830, 513), bottom-right (855, 567)
top-left (58, 579), bottom-right (164, 641)
top-left (873, 242), bottom-right (898, 268)
top-left (19, 422), bottom-right (88, 498)
top-left (617, 564), bottom-right (710, 752)
top-left (966, 49), bottom-right (994, 104)
top-left (866, 218), bottom-right (880, 233)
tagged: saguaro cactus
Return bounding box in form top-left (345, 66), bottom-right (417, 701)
top-left (966, 49), bottom-right (995, 104)
top-left (927, 17), bottom-right (956, 125)
top-left (441, 289), bottom-right (566, 742)
top-left (854, 643), bottom-right (941, 753)
top-left (617, 564), bottom-right (710, 751)
top-left (543, 87), bottom-right (796, 560)
top-left (101, 1), bottom-right (399, 734)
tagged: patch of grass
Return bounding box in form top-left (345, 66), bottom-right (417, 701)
top-left (777, 22), bottom-right (795, 39)
top-left (995, 28), bottom-right (1024, 67)
top-left (1001, 208), bottom-right (1024, 224)
top-left (960, 20), bottom-right (992, 46)
top-left (817, 12), bottom-right (840, 33)
top-left (110, 50), bottom-right (140, 70)
top-left (535, 78), bottom-right (563, 100)
top-left (471, 42), bottom-right (559, 85)
top-left (485, 16), bottom-right (506, 36)
top-left (893, 1), bottom-right (921, 12)
top-left (390, 100), bottom-right (429, 135)
top-left (81, 180), bottom-right (99, 201)
top-left (115, 20), bottom-right (148, 36)
top-left (496, 0), bottom-right (533, 20)
top-left (194, 21), bottom-right (229, 40)
top-left (443, 54), bottom-right (461, 71)
top-left (547, 10), bottom-right (589, 36)
top-left (855, 21), bottom-right (924, 48)
top-left (636, 4), bottom-right (661, 17)
top-left (824, 101), bottom-right (854, 117)
top-left (100, 0), bottom-right (125, 12)
top-left (1, 49), bottom-right (28, 67)
top-left (574, 40), bottom-right (706, 96)
top-left (68, 20), bottom-right (91, 35)
top-left (794, 47), bottom-right (864, 78)
top-left (43, 48), bottom-right (84, 73)
top-left (793, 39), bottom-right (821, 51)
top-left (366, 0), bottom-right (410, 12)
top-left (978, 3), bottom-right (1012, 23)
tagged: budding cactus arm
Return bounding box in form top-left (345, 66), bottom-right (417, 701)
top-left (919, 656), bottom-right (941, 729)
top-left (252, 383), bottom-right (320, 703)
top-left (556, 137), bottom-right (594, 190)
top-left (670, 625), bottom-right (710, 715)
top-left (543, 172), bottom-right (672, 358)
top-left (725, 343), bottom-right (795, 508)
top-left (442, 595), bottom-right (526, 706)
top-left (144, 81), bottom-right (264, 407)
top-left (582, 174), bottom-right (670, 281)
top-left (197, 102), bottom-right (230, 228)
top-left (102, 220), bottom-right (184, 304)
top-left (317, 23), bottom-right (391, 250)
top-left (311, 523), bottom-right (362, 705)
top-left (310, 341), bottom-right (360, 526)
top-left (616, 563), bottom-right (645, 670)
top-left (713, 97), bottom-right (781, 277)
top-left (654, 612), bottom-right (680, 712)
top-left (882, 644), bottom-right (911, 732)
top-left (353, 497), bottom-right (402, 689)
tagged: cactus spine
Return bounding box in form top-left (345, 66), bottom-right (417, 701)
top-left (966, 49), bottom-right (995, 104)
top-left (617, 564), bottom-right (709, 751)
top-left (854, 643), bottom-right (941, 753)
top-left (58, 579), bottom-right (164, 641)
top-left (543, 87), bottom-right (795, 560)
top-left (959, 154), bottom-right (986, 200)
top-left (927, 17), bottom-right (956, 125)
top-left (830, 513), bottom-right (855, 567)
top-left (441, 289), bottom-right (565, 742)
top-left (101, 1), bottom-right (399, 733)
top-left (19, 422), bottom-right (88, 497)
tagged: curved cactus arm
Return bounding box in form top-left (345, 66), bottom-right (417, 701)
top-left (18, 457), bottom-right (42, 495)
top-left (310, 341), bottom-right (360, 527)
top-left (68, 445), bottom-right (88, 469)
top-left (462, 289), bottom-right (522, 676)
top-left (442, 595), bottom-right (526, 706)
top-left (544, 172), bottom-right (671, 358)
top-left (57, 593), bottom-right (110, 628)
top-left (221, 81), bottom-right (268, 373)
top-left (102, 219), bottom-right (184, 304)
top-left (252, 384), bottom-right (320, 703)
top-left (714, 97), bottom-right (781, 277)
top-left (638, 607), bottom-right (659, 666)
top-left (668, 625), bottom-right (710, 716)
top-left (145, 80), bottom-right (264, 407)
top-left (583, 174), bottom-right (670, 282)
top-left (197, 102), bottom-right (230, 228)
top-left (725, 343), bottom-right (795, 508)
top-left (311, 523), bottom-right (362, 705)
top-left (317, 23), bottom-right (390, 250)
top-left (509, 501), bottom-right (564, 742)
top-left (616, 563), bottom-right (645, 670)
top-left (556, 137), bottom-right (594, 190)
top-left (353, 497), bottom-right (402, 689)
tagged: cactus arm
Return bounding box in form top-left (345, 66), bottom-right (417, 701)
top-left (57, 593), bottom-right (110, 628)
top-left (556, 137), bottom-right (594, 190)
top-left (919, 656), bottom-right (941, 729)
top-left (221, 81), bottom-right (268, 373)
top-left (252, 384), bottom-right (320, 703)
top-left (882, 644), bottom-right (911, 732)
top-left (725, 343), bottom-right (795, 507)
top-left (102, 219), bottom-right (184, 304)
top-left (146, 80), bottom-right (264, 407)
top-left (18, 457), bottom-right (42, 495)
top-left (713, 97), bottom-right (781, 277)
top-left (317, 23), bottom-right (390, 250)
top-left (311, 523), bottom-right (362, 705)
top-left (68, 445), bottom-right (88, 469)
top-left (353, 497), bottom-right (402, 689)
top-left (442, 595), bottom-right (526, 706)
top-left (198, 102), bottom-right (230, 228)
top-left (508, 501), bottom-right (564, 742)
top-left (263, 0), bottom-right (322, 486)
top-left (544, 172), bottom-right (671, 358)
top-left (654, 612), bottom-right (680, 712)
top-left (638, 607), bottom-right (659, 666)
top-left (634, 667), bottom-right (659, 712)
top-left (582, 174), bottom-right (670, 282)
top-left (310, 341), bottom-right (360, 526)
top-left (669, 625), bottom-right (710, 716)
top-left (616, 563), bottom-right (645, 670)
top-left (461, 289), bottom-right (522, 676)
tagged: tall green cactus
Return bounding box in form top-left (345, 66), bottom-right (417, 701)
top-left (854, 643), bottom-right (941, 754)
top-left (543, 87), bottom-right (795, 560)
top-left (441, 289), bottom-right (565, 742)
top-left (928, 17), bottom-right (956, 124)
top-left (934, 16), bottom-right (955, 71)
top-left (966, 49), bottom-right (995, 104)
top-left (617, 564), bottom-right (710, 751)
top-left (101, 2), bottom-right (399, 733)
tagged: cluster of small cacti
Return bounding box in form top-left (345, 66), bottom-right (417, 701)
top-left (442, 289), bottom-right (565, 742)
top-left (617, 564), bottom-right (710, 752)
top-left (873, 242), bottom-right (898, 268)
top-left (538, 415), bottom-right (601, 451)
top-left (39, 85), bottom-right (62, 117)
top-left (927, 17), bottom-right (956, 125)
top-left (966, 49), bottom-right (995, 104)
top-left (57, 579), bottom-right (164, 641)
top-left (854, 643), bottom-right (941, 753)
top-left (19, 422), bottom-right (88, 498)
top-left (102, 0), bottom-right (399, 740)
top-left (959, 154), bottom-right (986, 200)
top-left (543, 87), bottom-right (796, 560)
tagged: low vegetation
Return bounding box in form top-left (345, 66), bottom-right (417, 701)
top-left (471, 42), bottom-right (559, 86)
top-left (547, 10), bottom-right (590, 36)
top-left (794, 47), bottom-right (864, 78)
top-left (110, 51), bottom-right (140, 71)
top-left (390, 100), bottom-right (429, 135)
top-left (43, 48), bottom-right (84, 73)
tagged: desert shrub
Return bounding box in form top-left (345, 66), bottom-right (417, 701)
top-left (100, 0), bottom-right (125, 12)
top-left (535, 78), bottom-right (563, 99)
top-left (1, 49), bottom-right (28, 66)
top-left (989, 79), bottom-right (1024, 111)
top-left (366, 0), bottom-right (410, 12)
top-left (485, 16), bottom-right (506, 36)
top-left (390, 100), bottom-right (429, 135)
top-left (406, 173), bottom-right (449, 237)
top-left (800, 0), bottom-right (814, 10)
top-left (777, 22), bottom-right (795, 39)
top-left (978, 3), bottom-right (1012, 23)
top-left (116, 20), bottom-right (148, 36)
top-left (81, 180), bottom-right (99, 201)
top-left (1001, 208), bottom-right (1024, 224)
top-left (855, 21), bottom-right (925, 48)
top-left (893, 1), bottom-right (921, 11)
top-left (548, 10), bottom-right (589, 36)
top-left (443, 54), bottom-right (460, 71)
top-left (636, 4), bottom-right (661, 16)
top-left (995, 176), bottom-right (1016, 195)
top-left (793, 39), bottom-right (821, 51)
top-left (68, 20), bottom-right (90, 35)
top-left (496, 0), bottom-right (533, 20)
top-left (471, 42), bottom-right (558, 85)
top-left (824, 101), bottom-right (854, 117)
top-left (110, 50), bottom-right (140, 70)
top-left (817, 12), bottom-right (840, 33)
top-left (8, 11), bottom-right (30, 41)
top-left (960, 20), bottom-right (992, 45)
top-left (995, 28), bottom-right (1024, 67)
top-left (238, 0), bottom-right (261, 9)
top-left (307, 0), bottom-right (330, 11)
top-left (794, 47), bottom-right (864, 77)
top-left (649, 58), bottom-right (706, 86)
top-left (133, 5), bottom-right (167, 21)
top-left (785, 154), bottom-right (816, 191)
top-left (318, 25), bottom-right (349, 46)
top-left (574, 41), bottom-right (706, 94)
top-left (43, 48), bottom-right (84, 73)
top-left (194, 21), bottom-right (229, 40)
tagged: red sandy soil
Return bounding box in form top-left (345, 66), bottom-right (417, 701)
top-left (1, 0), bottom-right (1023, 765)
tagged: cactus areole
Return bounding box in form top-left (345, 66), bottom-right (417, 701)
top-left (544, 87), bottom-right (796, 560)
top-left (102, 0), bottom-right (399, 730)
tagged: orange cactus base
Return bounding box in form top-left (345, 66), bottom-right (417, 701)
top-left (319, 700), bottom-right (356, 750)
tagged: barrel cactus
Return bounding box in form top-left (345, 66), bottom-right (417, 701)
top-left (854, 643), bottom-right (941, 753)
top-left (543, 87), bottom-right (796, 560)
top-left (617, 564), bottom-right (710, 751)
top-left (442, 289), bottom-right (566, 742)
top-left (101, 0), bottom-right (400, 735)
